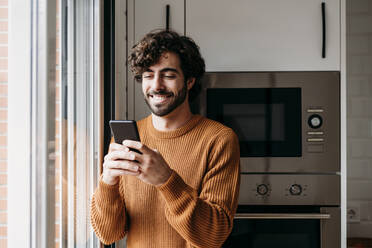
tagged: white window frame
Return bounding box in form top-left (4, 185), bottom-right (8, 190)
top-left (8, 0), bottom-right (33, 246)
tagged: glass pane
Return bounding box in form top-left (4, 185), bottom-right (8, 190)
top-left (224, 219), bottom-right (320, 248)
top-left (223, 103), bottom-right (285, 141)
top-left (207, 88), bottom-right (301, 157)
top-left (60, 0), bottom-right (102, 247)
top-left (55, 0), bottom-right (62, 247)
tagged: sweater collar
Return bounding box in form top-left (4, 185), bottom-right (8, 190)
top-left (146, 114), bottom-right (203, 139)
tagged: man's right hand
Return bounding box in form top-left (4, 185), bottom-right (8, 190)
top-left (102, 142), bottom-right (141, 185)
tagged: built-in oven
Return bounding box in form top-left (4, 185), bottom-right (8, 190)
top-left (192, 71), bottom-right (340, 173)
top-left (192, 72), bottom-right (341, 247)
top-left (222, 174), bottom-right (340, 248)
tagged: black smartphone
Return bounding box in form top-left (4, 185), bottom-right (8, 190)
top-left (109, 120), bottom-right (141, 144)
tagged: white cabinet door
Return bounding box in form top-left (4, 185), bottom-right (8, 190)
top-left (186, 0), bottom-right (340, 71)
top-left (128, 0), bottom-right (185, 120)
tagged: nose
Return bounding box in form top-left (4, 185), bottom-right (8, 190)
top-left (152, 73), bottom-right (165, 91)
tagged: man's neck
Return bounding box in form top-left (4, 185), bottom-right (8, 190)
top-left (151, 101), bottom-right (193, 131)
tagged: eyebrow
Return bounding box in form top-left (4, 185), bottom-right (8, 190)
top-left (144, 67), bottom-right (180, 74)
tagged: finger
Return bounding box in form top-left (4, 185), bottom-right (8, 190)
top-left (122, 140), bottom-right (151, 154)
top-left (120, 169), bottom-right (141, 176)
top-left (107, 168), bottom-right (141, 177)
top-left (105, 150), bottom-right (136, 162)
top-left (104, 160), bottom-right (140, 172)
top-left (109, 142), bottom-right (130, 153)
top-left (129, 151), bottom-right (144, 163)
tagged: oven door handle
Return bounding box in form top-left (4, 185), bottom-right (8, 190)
top-left (234, 213), bottom-right (331, 220)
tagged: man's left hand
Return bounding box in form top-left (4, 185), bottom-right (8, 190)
top-left (122, 140), bottom-right (173, 186)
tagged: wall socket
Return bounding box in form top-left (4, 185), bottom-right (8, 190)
top-left (347, 204), bottom-right (361, 223)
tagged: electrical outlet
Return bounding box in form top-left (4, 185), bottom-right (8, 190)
top-left (347, 204), bottom-right (360, 223)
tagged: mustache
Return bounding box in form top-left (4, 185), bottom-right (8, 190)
top-left (148, 89), bottom-right (173, 96)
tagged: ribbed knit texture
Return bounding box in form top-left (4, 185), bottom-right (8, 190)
top-left (90, 115), bottom-right (240, 248)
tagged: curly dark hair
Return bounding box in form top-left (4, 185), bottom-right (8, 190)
top-left (128, 30), bottom-right (205, 102)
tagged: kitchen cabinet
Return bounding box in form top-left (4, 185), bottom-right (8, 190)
top-left (128, 0), bottom-right (185, 120)
top-left (132, 0), bottom-right (184, 42)
top-left (186, 0), bottom-right (341, 71)
top-left (127, 0), bottom-right (341, 119)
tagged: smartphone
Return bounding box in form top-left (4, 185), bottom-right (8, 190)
top-left (109, 120), bottom-right (140, 144)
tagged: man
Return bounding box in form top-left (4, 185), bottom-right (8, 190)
top-left (91, 30), bottom-right (240, 248)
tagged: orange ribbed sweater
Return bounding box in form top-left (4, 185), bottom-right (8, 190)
top-left (90, 115), bottom-right (240, 248)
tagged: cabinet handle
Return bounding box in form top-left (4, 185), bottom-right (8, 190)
top-left (234, 213), bottom-right (331, 220)
top-left (166, 4), bottom-right (170, 31)
top-left (321, 2), bottom-right (326, 58)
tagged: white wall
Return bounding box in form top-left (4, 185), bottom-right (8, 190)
top-left (347, 0), bottom-right (372, 238)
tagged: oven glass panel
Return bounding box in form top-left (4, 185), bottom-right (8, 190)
top-left (223, 219), bottom-right (320, 248)
top-left (223, 103), bottom-right (285, 141)
top-left (207, 88), bottom-right (301, 157)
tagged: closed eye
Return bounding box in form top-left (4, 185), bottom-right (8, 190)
top-left (143, 74), bottom-right (153, 79)
top-left (163, 75), bottom-right (176, 79)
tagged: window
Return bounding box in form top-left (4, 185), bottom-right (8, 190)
top-left (8, 0), bottom-right (103, 247)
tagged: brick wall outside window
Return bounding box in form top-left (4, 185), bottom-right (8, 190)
top-left (0, 0), bottom-right (7, 247)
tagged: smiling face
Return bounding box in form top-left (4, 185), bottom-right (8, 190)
top-left (142, 52), bottom-right (194, 117)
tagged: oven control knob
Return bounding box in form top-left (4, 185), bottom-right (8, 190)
top-left (257, 184), bottom-right (269, 196)
top-left (308, 114), bottom-right (323, 129)
top-left (289, 184), bottom-right (302, 196)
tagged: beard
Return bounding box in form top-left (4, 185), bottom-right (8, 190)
top-left (144, 83), bottom-right (188, 117)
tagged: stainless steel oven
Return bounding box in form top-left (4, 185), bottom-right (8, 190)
top-left (192, 71), bottom-right (341, 247)
top-left (222, 174), bottom-right (340, 248)
top-left (192, 71), bottom-right (340, 173)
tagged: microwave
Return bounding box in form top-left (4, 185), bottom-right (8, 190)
top-left (192, 72), bottom-right (340, 173)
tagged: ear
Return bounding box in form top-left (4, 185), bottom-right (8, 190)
top-left (186, 78), bottom-right (196, 90)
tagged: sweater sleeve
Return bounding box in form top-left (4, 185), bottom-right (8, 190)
top-left (90, 177), bottom-right (128, 245)
top-left (157, 129), bottom-right (241, 248)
